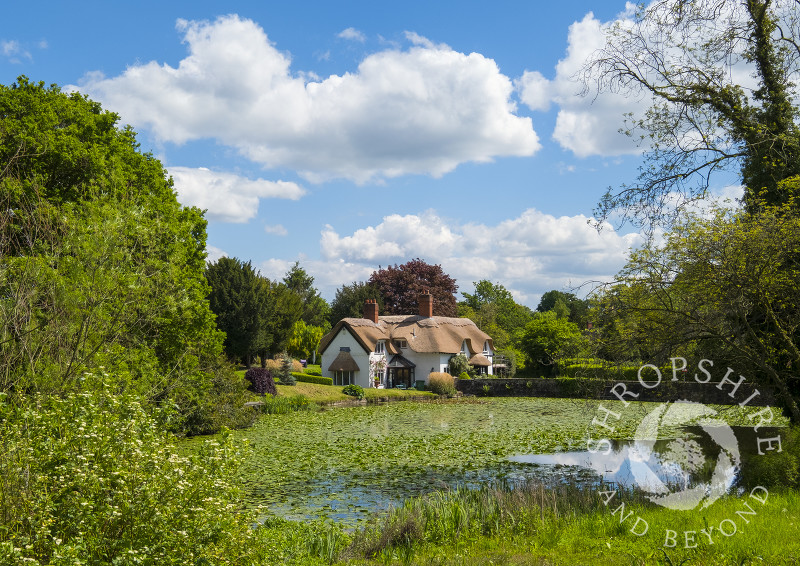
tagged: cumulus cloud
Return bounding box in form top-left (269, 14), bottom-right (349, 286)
top-left (517, 3), bottom-right (767, 158)
top-left (316, 209), bottom-right (641, 305)
top-left (168, 166), bottom-right (305, 223)
top-left (338, 27), bottom-right (366, 42)
top-left (516, 12), bottom-right (648, 157)
top-left (75, 15), bottom-right (540, 183)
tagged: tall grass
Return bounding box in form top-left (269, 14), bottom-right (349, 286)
top-left (259, 394), bottom-right (314, 414)
top-left (345, 479), bottom-right (648, 560)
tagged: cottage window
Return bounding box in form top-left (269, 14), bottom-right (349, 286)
top-left (393, 339), bottom-right (407, 349)
top-left (461, 340), bottom-right (469, 355)
top-left (334, 370), bottom-right (354, 386)
top-left (483, 341), bottom-right (490, 354)
top-left (375, 340), bottom-right (385, 354)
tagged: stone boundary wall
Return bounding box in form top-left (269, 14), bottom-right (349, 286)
top-left (455, 378), bottom-right (774, 406)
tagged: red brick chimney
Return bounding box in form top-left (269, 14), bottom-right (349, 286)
top-left (363, 299), bottom-right (379, 323)
top-left (419, 291), bottom-right (433, 318)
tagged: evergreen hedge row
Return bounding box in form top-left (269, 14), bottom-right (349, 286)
top-left (560, 363), bottom-right (674, 381)
top-left (291, 372), bottom-right (334, 386)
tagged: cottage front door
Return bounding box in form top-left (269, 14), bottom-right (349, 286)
top-left (388, 368), bottom-right (412, 388)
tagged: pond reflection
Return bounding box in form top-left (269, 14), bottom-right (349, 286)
top-left (508, 425), bottom-right (779, 510)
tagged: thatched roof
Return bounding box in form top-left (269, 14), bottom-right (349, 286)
top-left (327, 350), bottom-right (361, 372)
top-left (468, 353), bottom-right (492, 367)
top-left (319, 315), bottom-right (493, 356)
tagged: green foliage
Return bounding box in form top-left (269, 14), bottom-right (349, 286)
top-left (0, 78), bottom-right (227, 431)
top-left (459, 372), bottom-right (471, 380)
top-left (282, 261), bottom-right (330, 328)
top-left (739, 426), bottom-right (800, 489)
top-left (235, 398), bottom-right (785, 523)
top-left (426, 372), bottom-right (455, 396)
top-left (560, 361), bottom-right (670, 381)
top-left (278, 352), bottom-right (296, 385)
top-left (205, 257), bottom-right (269, 365)
top-left (304, 364), bottom-right (322, 376)
top-left (599, 205), bottom-right (800, 421)
top-left (286, 319), bottom-right (327, 361)
top-left (458, 280), bottom-right (534, 351)
top-left (205, 258), bottom-right (304, 366)
top-left (291, 373), bottom-right (334, 386)
top-left (518, 311), bottom-right (589, 377)
top-left (178, 365), bottom-right (260, 436)
top-left (348, 480), bottom-right (607, 558)
top-left (258, 394), bottom-right (313, 415)
top-left (448, 353), bottom-right (470, 376)
top-left (537, 290), bottom-right (589, 327)
top-left (328, 281), bottom-right (383, 326)
top-left (0, 385), bottom-right (268, 565)
top-left (342, 384), bottom-right (365, 399)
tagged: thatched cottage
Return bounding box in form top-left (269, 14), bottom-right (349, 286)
top-left (318, 292), bottom-right (494, 388)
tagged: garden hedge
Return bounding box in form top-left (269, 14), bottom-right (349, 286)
top-left (291, 372), bottom-right (334, 386)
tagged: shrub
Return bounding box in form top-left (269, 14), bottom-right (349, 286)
top-left (265, 357), bottom-right (304, 374)
top-left (459, 371), bottom-right (471, 380)
top-left (427, 372), bottom-right (456, 396)
top-left (179, 365), bottom-right (259, 436)
top-left (448, 353), bottom-right (470, 376)
top-left (305, 364), bottom-right (323, 376)
top-left (277, 352), bottom-right (296, 385)
top-left (0, 386), bottom-right (269, 564)
top-left (342, 384), bottom-right (365, 399)
top-left (292, 372), bottom-right (334, 386)
top-left (244, 367), bottom-right (277, 396)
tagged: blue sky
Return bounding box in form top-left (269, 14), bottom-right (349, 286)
top-left (0, 1), bottom-right (740, 308)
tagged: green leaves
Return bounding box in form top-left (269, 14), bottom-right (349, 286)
top-left (232, 398), bottom-right (640, 525)
top-left (518, 312), bottom-right (588, 377)
top-left (0, 385), bottom-right (267, 565)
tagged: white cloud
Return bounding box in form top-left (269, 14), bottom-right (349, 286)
top-left (338, 27), bottom-right (366, 42)
top-left (2, 40), bottom-right (31, 62)
top-left (168, 166), bottom-right (305, 223)
top-left (206, 245), bottom-right (228, 263)
top-left (315, 208), bottom-right (641, 306)
top-left (516, 13), bottom-right (647, 157)
top-left (264, 224), bottom-right (288, 236)
top-left (518, 2), bottom-right (771, 159)
top-left (74, 15), bottom-right (540, 183)
top-left (515, 70), bottom-right (551, 112)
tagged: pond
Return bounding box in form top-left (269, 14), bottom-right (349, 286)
top-left (219, 398), bottom-right (783, 526)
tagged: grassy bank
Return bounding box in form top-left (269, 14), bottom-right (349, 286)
top-left (274, 381), bottom-right (436, 403)
top-left (260, 480), bottom-right (800, 565)
top-left (236, 370), bottom-right (437, 404)
top-left (343, 483), bottom-right (800, 565)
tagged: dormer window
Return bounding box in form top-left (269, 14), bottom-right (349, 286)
top-left (483, 341), bottom-right (490, 353)
top-left (375, 340), bottom-right (385, 354)
top-left (393, 339), bottom-right (407, 349)
top-left (461, 340), bottom-right (469, 355)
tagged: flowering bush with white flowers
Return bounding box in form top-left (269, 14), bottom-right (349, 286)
top-left (0, 382), bottom-right (272, 565)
